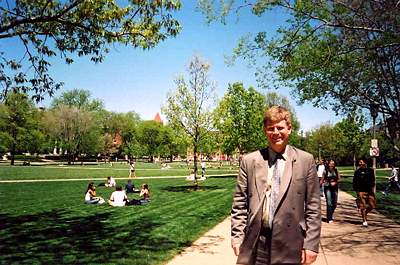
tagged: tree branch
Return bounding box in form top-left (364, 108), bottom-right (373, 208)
top-left (0, 0), bottom-right (83, 34)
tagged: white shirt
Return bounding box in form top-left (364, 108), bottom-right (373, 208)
top-left (85, 191), bottom-right (91, 201)
top-left (109, 190), bottom-right (127, 206)
top-left (108, 177), bottom-right (116, 187)
top-left (263, 147), bottom-right (288, 228)
top-left (317, 164), bottom-right (325, 178)
top-left (391, 168), bottom-right (399, 182)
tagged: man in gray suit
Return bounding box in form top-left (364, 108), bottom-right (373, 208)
top-left (231, 106), bottom-right (321, 265)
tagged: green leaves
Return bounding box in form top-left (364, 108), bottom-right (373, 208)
top-left (0, 0), bottom-right (182, 101)
top-left (214, 82), bottom-right (266, 154)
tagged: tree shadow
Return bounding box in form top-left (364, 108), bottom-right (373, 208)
top-left (0, 209), bottom-right (189, 264)
top-left (162, 185), bottom-right (223, 193)
top-left (207, 175), bottom-right (236, 179)
top-left (320, 192), bottom-right (400, 258)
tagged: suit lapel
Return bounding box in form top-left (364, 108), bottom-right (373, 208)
top-left (255, 148), bottom-right (269, 201)
top-left (278, 145), bottom-right (296, 206)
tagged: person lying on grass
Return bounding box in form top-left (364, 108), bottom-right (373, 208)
top-left (85, 182), bottom-right (105, 205)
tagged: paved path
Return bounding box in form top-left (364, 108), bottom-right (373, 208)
top-left (167, 190), bottom-right (400, 265)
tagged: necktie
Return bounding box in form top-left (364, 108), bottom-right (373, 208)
top-left (269, 157), bottom-right (281, 227)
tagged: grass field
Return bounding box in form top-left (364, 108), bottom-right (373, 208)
top-left (0, 163), bottom-right (237, 265)
top-left (0, 161), bottom-right (238, 181)
top-left (1, 163), bottom-right (399, 265)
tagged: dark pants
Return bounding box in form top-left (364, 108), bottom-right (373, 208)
top-left (384, 180), bottom-right (400, 195)
top-left (324, 185), bottom-right (338, 221)
top-left (255, 228), bottom-right (272, 265)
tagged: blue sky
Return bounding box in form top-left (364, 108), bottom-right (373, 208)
top-left (2, 1), bottom-right (340, 131)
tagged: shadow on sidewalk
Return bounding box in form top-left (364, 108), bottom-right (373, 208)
top-left (319, 191), bottom-right (399, 263)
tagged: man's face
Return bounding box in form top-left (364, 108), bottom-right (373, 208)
top-left (264, 119), bottom-right (292, 153)
top-left (359, 160), bottom-right (366, 168)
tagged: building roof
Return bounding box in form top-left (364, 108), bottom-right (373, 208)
top-left (154, 112), bottom-right (163, 124)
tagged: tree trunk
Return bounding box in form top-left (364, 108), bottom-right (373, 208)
top-left (10, 143), bottom-right (15, 166)
top-left (193, 143), bottom-right (198, 188)
top-left (353, 153), bottom-right (356, 171)
top-left (67, 152), bottom-right (72, 165)
top-left (10, 129), bottom-right (16, 166)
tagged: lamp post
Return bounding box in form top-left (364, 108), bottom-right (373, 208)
top-left (369, 103), bottom-right (379, 193)
top-left (369, 104), bottom-right (379, 170)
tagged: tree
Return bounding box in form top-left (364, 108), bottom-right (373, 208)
top-left (199, 0), bottom-right (400, 151)
top-left (43, 104), bottom-right (102, 164)
top-left (51, 89), bottom-right (104, 112)
top-left (163, 55), bottom-right (216, 184)
top-left (334, 114), bottom-right (366, 169)
top-left (44, 89), bottom-right (105, 163)
top-left (214, 82), bottom-right (266, 156)
top-left (303, 123), bottom-right (338, 163)
top-left (0, 92), bottom-right (44, 165)
top-left (103, 111), bottom-right (140, 158)
top-left (136, 120), bottom-right (164, 162)
top-left (1, 0), bottom-right (181, 101)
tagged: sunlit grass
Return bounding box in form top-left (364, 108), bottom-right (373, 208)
top-left (0, 165), bottom-right (237, 265)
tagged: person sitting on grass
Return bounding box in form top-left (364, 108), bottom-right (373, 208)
top-left (186, 171), bottom-right (195, 181)
top-left (84, 182), bottom-right (105, 205)
top-left (125, 179), bottom-right (139, 193)
top-left (105, 176), bottom-right (116, 188)
top-left (108, 186), bottom-right (128, 207)
top-left (139, 183), bottom-right (150, 204)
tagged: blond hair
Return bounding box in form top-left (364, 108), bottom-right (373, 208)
top-left (263, 106), bottom-right (292, 127)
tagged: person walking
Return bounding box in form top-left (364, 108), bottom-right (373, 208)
top-left (382, 164), bottom-right (400, 196)
top-left (316, 159), bottom-right (326, 198)
top-left (201, 161), bottom-right (206, 178)
top-left (320, 159), bottom-right (340, 223)
top-left (353, 159), bottom-right (376, 227)
top-left (129, 160), bottom-right (136, 178)
top-left (231, 106), bottom-right (321, 265)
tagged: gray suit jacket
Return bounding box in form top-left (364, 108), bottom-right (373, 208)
top-left (231, 146), bottom-right (321, 264)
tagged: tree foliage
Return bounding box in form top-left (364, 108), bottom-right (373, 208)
top-left (214, 82), bottom-right (266, 155)
top-left (0, 0), bottom-right (181, 101)
top-left (44, 89), bottom-right (105, 163)
top-left (103, 111), bottom-right (140, 157)
top-left (51, 88), bottom-right (104, 112)
top-left (43, 104), bottom-right (102, 163)
top-left (0, 92), bottom-right (45, 164)
top-left (163, 54), bottom-right (216, 180)
top-left (199, 0), bottom-right (400, 151)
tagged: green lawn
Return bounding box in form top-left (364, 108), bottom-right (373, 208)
top-left (0, 161), bottom-right (238, 181)
top-left (0, 164), bottom-right (237, 265)
top-left (338, 167), bottom-right (400, 224)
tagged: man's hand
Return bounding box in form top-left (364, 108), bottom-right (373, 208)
top-left (301, 249), bottom-right (318, 265)
top-left (232, 244), bottom-right (241, 256)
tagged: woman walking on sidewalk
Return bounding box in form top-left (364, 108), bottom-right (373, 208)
top-left (321, 159), bottom-right (340, 223)
top-left (353, 159), bottom-right (376, 227)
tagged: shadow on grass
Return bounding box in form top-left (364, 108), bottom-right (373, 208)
top-left (207, 174), bottom-right (236, 179)
top-left (163, 185), bottom-right (223, 192)
top-left (0, 209), bottom-right (188, 264)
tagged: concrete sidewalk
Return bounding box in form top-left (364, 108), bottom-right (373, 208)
top-left (167, 190), bottom-right (400, 265)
